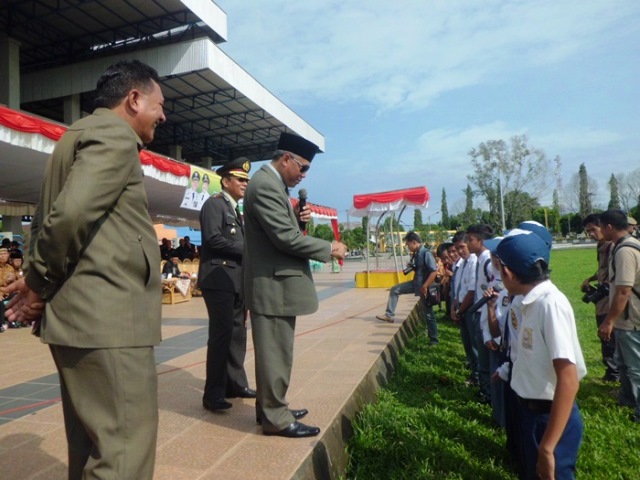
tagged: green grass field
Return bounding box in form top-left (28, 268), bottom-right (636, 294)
top-left (344, 248), bottom-right (640, 479)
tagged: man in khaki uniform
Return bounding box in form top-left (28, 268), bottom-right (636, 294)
top-left (243, 132), bottom-right (347, 438)
top-left (3, 60), bottom-right (166, 479)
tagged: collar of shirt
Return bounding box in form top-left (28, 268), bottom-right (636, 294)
top-left (267, 163), bottom-right (288, 192)
top-left (221, 190), bottom-right (238, 211)
top-left (521, 279), bottom-right (552, 306)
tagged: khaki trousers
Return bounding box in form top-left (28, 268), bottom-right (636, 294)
top-left (250, 312), bottom-right (296, 431)
top-left (50, 344), bottom-right (158, 480)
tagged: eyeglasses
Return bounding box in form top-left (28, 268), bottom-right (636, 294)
top-left (289, 153), bottom-right (311, 173)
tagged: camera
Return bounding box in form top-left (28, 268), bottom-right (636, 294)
top-left (581, 283), bottom-right (609, 304)
top-left (403, 261), bottom-right (416, 276)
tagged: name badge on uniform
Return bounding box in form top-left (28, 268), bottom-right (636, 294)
top-left (522, 327), bottom-right (533, 350)
top-left (510, 309), bottom-right (518, 330)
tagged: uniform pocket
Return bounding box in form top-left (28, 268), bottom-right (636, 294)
top-left (274, 267), bottom-right (302, 277)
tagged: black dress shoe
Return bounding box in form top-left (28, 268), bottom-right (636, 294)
top-left (203, 398), bottom-right (232, 412)
top-left (227, 387), bottom-right (257, 399)
top-left (256, 408), bottom-right (308, 425)
top-left (263, 421), bottom-right (320, 438)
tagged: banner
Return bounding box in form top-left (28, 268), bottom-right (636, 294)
top-left (180, 166), bottom-right (222, 211)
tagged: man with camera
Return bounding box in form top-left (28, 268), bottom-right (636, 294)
top-left (581, 213), bottom-right (619, 382)
top-left (597, 209), bottom-right (640, 423)
top-left (376, 232), bottom-right (439, 344)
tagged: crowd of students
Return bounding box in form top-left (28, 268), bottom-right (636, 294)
top-left (435, 221), bottom-right (585, 480)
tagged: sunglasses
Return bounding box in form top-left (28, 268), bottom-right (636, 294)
top-left (289, 154), bottom-right (310, 173)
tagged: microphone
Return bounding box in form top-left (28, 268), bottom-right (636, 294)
top-left (467, 282), bottom-right (504, 314)
top-left (298, 189), bottom-right (308, 231)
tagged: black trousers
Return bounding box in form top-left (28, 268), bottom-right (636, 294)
top-left (596, 313), bottom-right (619, 377)
top-left (202, 288), bottom-right (249, 400)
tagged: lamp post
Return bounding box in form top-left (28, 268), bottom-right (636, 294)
top-left (499, 176), bottom-right (506, 232)
top-left (427, 211), bottom-right (440, 244)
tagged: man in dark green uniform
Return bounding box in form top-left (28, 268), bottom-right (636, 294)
top-left (3, 60), bottom-right (165, 479)
top-left (243, 132), bottom-right (347, 438)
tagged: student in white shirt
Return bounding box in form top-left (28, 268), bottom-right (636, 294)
top-left (497, 232), bottom-right (586, 480)
top-left (452, 231), bottom-right (478, 386)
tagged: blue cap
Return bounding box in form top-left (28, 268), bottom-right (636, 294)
top-left (484, 237), bottom-right (503, 254)
top-left (496, 232), bottom-right (550, 277)
top-left (516, 221), bottom-right (553, 249)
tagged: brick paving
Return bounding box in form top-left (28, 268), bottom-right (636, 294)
top-left (0, 260), bottom-right (420, 479)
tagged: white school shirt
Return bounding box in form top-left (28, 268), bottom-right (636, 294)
top-left (457, 253), bottom-right (477, 304)
top-left (510, 280), bottom-right (587, 401)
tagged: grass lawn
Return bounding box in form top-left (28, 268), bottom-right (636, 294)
top-left (344, 248), bottom-right (640, 479)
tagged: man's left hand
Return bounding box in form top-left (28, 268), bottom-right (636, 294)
top-left (598, 318), bottom-right (615, 342)
top-left (2, 278), bottom-right (45, 324)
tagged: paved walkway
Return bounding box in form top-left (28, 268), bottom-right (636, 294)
top-left (0, 261), bottom-right (420, 479)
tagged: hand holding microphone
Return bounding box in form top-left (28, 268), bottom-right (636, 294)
top-left (467, 282), bottom-right (504, 314)
top-left (298, 189), bottom-right (309, 231)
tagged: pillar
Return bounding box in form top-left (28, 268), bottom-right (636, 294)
top-left (0, 36), bottom-right (21, 109)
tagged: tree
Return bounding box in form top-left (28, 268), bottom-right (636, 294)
top-left (608, 173), bottom-right (621, 210)
top-left (413, 209), bottom-right (423, 230)
top-left (564, 171), bottom-right (598, 213)
top-left (460, 184), bottom-right (476, 227)
top-left (617, 169), bottom-right (640, 212)
top-left (312, 223), bottom-right (335, 241)
top-left (552, 188), bottom-right (562, 234)
top-left (441, 188), bottom-right (450, 229)
top-left (578, 163), bottom-right (593, 218)
top-left (467, 134), bottom-right (550, 231)
top-left (503, 191), bottom-right (541, 227)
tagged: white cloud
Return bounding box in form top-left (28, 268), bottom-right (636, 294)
top-left (217, 0), bottom-right (639, 111)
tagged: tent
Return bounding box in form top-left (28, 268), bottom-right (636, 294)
top-left (350, 187), bottom-right (431, 286)
top-left (349, 186), bottom-right (429, 217)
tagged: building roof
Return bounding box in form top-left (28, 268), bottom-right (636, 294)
top-left (2, 0), bottom-right (324, 167)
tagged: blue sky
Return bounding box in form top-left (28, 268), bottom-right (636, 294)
top-left (214, 1), bottom-right (640, 224)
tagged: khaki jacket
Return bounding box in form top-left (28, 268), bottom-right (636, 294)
top-left (24, 108), bottom-right (161, 348)
top-left (243, 165), bottom-right (331, 316)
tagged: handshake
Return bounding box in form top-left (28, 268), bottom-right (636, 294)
top-left (330, 241), bottom-right (348, 260)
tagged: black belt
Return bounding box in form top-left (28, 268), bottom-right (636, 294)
top-left (518, 396), bottom-right (553, 414)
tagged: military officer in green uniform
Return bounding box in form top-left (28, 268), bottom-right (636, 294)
top-left (243, 132), bottom-right (347, 438)
top-left (3, 60), bottom-right (166, 479)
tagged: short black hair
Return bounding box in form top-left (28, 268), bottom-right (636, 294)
top-left (452, 231), bottom-right (466, 244)
top-left (599, 209), bottom-right (628, 231)
top-left (436, 242), bottom-right (453, 257)
top-left (466, 224), bottom-right (494, 240)
top-left (583, 213), bottom-right (600, 227)
top-left (403, 231), bottom-right (422, 243)
top-left (505, 259), bottom-right (550, 285)
top-left (94, 60), bottom-right (160, 109)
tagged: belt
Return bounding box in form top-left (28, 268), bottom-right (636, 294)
top-left (518, 396), bottom-right (553, 414)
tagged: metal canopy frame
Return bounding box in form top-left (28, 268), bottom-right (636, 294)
top-left (2, 1), bottom-right (307, 167)
top-left (2, 0), bottom-right (224, 73)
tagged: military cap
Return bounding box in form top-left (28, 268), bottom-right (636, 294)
top-left (216, 157), bottom-right (251, 180)
top-left (202, 173), bottom-right (211, 184)
top-left (191, 171), bottom-right (200, 181)
top-left (277, 132), bottom-right (320, 162)
top-left (628, 216), bottom-right (638, 227)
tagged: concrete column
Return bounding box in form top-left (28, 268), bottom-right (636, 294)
top-left (63, 94), bottom-right (81, 124)
top-left (0, 36), bottom-right (22, 109)
top-left (168, 145), bottom-right (182, 161)
top-left (200, 156), bottom-right (213, 169)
